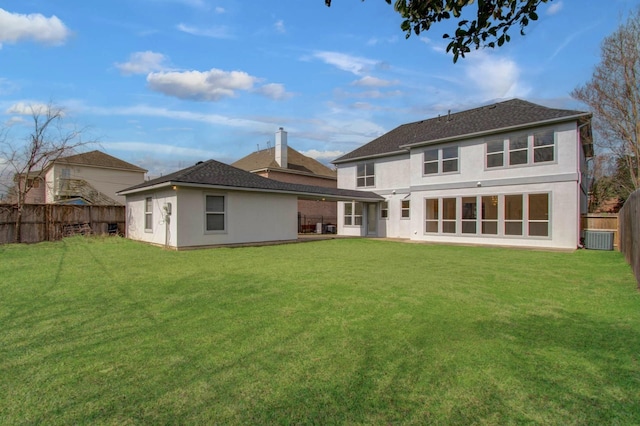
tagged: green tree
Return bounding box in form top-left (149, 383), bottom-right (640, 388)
top-left (572, 8), bottom-right (640, 201)
top-left (324, 0), bottom-right (551, 62)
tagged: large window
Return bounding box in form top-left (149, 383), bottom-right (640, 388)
top-left (357, 162), bottom-right (375, 187)
top-left (461, 197), bottom-right (477, 234)
top-left (205, 195), bottom-right (226, 232)
top-left (481, 196), bottom-right (498, 235)
top-left (144, 197), bottom-right (153, 231)
top-left (486, 130), bottom-right (555, 168)
top-left (423, 146), bottom-right (459, 175)
top-left (528, 193), bottom-right (549, 236)
top-left (344, 202), bottom-right (363, 226)
top-left (424, 193), bottom-right (550, 238)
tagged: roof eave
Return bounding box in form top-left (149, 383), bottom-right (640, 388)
top-left (399, 113), bottom-right (592, 150)
top-left (332, 150), bottom-right (409, 165)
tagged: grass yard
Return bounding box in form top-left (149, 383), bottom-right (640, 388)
top-left (1, 236), bottom-right (639, 424)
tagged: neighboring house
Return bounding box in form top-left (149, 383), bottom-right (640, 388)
top-left (332, 99), bottom-right (593, 250)
top-left (232, 128), bottom-right (338, 232)
top-left (118, 159), bottom-right (381, 249)
top-left (17, 150), bottom-right (147, 205)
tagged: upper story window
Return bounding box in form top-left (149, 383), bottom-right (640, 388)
top-left (356, 162), bottom-right (375, 187)
top-left (423, 146), bottom-right (459, 175)
top-left (486, 130), bottom-right (555, 169)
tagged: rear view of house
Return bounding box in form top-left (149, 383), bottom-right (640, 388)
top-left (333, 99), bottom-right (593, 250)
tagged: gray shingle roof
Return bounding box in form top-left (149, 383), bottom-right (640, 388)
top-left (120, 159), bottom-right (381, 201)
top-left (333, 99), bottom-right (591, 164)
top-left (54, 150), bottom-right (147, 172)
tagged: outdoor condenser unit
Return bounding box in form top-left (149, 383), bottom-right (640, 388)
top-left (583, 230), bottom-right (615, 251)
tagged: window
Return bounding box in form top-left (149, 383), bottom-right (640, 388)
top-left (144, 197), bottom-right (153, 231)
top-left (442, 198), bottom-right (457, 233)
top-left (528, 193), bottom-right (549, 236)
top-left (205, 195), bottom-right (226, 232)
top-left (344, 202), bottom-right (363, 226)
top-left (61, 168), bottom-right (71, 179)
top-left (534, 130), bottom-right (554, 163)
top-left (486, 140), bottom-right (504, 168)
top-left (509, 135), bottom-right (528, 166)
top-left (423, 146), bottom-right (459, 175)
top-left (504, 194), bottom-right (523, 235)
top-left (380, 201), bottom-right (388, 219)
top-left (425, 199), bottom-right (438, 233)
top-left (481, 196), bottom-right (498, 235)
top-left (357, 162), bottom-right (375, 187)
top-left (461, 197), bottom-right (477, 234)
top-left (487, 131), bottom-right (556, 168)
top-left (401, 200), bottom-right (410, 218)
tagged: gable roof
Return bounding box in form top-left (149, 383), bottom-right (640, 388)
top-left (119, 159), bottom-right (381, 201)
top-left (333, 99), bottom-right (591, 164)
top-left (232, 146), bottom-right (336, 179)
top-left (52, 150), bottom-right (147, 173)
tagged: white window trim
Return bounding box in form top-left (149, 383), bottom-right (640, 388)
top-left (144, 196), bottom-right (153, 232)
top-left (423, 145), bottom-right (460, 176)
top-left (380, 201), bottom-right (389, 219)
top-left (423, 193), bottom-right (551, 239)
top-left (401, 199), bottom-right (410, 219)
top-left (204, 193), bottom-right (227, 234)
top-left (356, 162), bottom-right (375, 188)
top-left (485, 130), bottom-right (557, 170)
top-left (344, 201), bottom-right (363, 227)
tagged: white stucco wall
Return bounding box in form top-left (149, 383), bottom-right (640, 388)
top-left (125, 189), bottom-right (177, 247)
top-left (336, 121), bottom-right (587, 249)
top-left (175, 187), bottom-right (298, 248)
top-left (125, 187), bottom-right (298, 248)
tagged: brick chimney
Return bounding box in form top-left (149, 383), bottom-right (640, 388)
top-left (275, 127), bottom-right (288, 168)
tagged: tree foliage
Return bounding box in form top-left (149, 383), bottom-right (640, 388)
top-left (324, 0), bottom-right (551, 62)
top-left (572, 8), bottom-right (640, 202)
top-left (0, 103), bottom-right (91, 242)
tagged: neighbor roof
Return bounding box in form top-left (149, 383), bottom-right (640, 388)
top-left (333, 98), bottom-right (592, 164)
top-left (232, 146), bottom-right (336, 179)
top-left (52, 150), bottom-right (147, 173)
top-left (119, 159), bottom-right (381, 201)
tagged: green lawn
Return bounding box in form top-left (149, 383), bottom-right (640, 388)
top-left (1, 237), bottom-right (639, 425)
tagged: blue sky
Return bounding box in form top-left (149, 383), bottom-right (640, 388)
top-left (0, 0), bottom-right (638, 177)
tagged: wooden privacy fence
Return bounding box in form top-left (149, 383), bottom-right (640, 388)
top-left (0, 204), bottom-right (125, 244)
top-left (619, 190), bottom-right (640, 287)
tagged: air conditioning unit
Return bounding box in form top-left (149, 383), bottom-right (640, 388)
top-left (583, 230), bottom-right (614, 250)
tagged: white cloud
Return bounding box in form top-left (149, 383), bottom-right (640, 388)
top-left (464, 53), bottom-right (530, 100)
top-left (352, 76), bottom-right (395, 87)
top-left (274, 19), bottom-right (285, 34)
top-left (312, 51), bottom-right (379, 76)
top-left (6, 102), bottom-right (54, 116)
top-left (4, 116), bottom-right (25, 126)
top-left (176, 23), bottom-right (232, 39)
top-left (546, 1), bottom-right (563, 15)
top-left (147, 68), bottom-right (258, 101)
top-left (215, 7), bottom-right (225, 14)
top-left (300, 149), bottom-right (345, 162)
top-left (115, 51), bottom-right (169, 75)
top-left (102, 142), bottom-right (219, 158)
top-left (0, 8), bottom-right (71, 46)
top-left (255, 83), bottom-right (292, 100)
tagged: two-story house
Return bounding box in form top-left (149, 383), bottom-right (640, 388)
top-left (332, 99), bottom-right (593, 250)
top-left (17, 150), bottom-right (147, 205)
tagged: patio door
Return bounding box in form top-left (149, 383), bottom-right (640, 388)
top-left (366, 203), bottom-right (377, 236)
